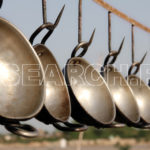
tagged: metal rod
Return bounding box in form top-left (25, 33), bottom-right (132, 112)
top-left (42, 0), bottom-right (47, 24)
top-left (131, 24), bottom-right (135, 63)
top-left (94, 0), bottom-right (150, 33)
top-left (78, 0), bottom-right (82, 43)
top-left (108, 11), bottom-right (111, 52)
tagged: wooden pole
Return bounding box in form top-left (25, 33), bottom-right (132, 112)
top-left (94, 0), bottom-right (150, 33)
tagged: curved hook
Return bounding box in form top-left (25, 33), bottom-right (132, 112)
top-left (128, 24), bottom-right (147, 75)
top-left (104, 11), bottom-right (125, 66)
top-left (128, 52), bottom-right (147, 75)
top-left (41, 5), bottom-right (65, 44)
top-left (29, 5), bottom-right (65, 45)
top-left (5, 124), bottom-right (39, 138)
top-left (71, 29), bottom-right (95, 58)
top-left (0, 0), bottom-right (3, 8)
top-left (30, 23), bottom-right (51, 45)
top-left (53, 122), bottom-right (88, 132)
top-left (104, 37), bottom-right (125, 66)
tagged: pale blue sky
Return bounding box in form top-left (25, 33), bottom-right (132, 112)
top-left (1, 0), bottom-right (150, 133)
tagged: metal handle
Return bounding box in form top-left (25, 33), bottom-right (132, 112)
top-left (105, 123), bottom-right (126, 128)
top-left (127, 122), bottom-right (150, 129)
top-left (95, 123), bottom-right (125, 129)
top-left (131, 123), bottom-right (150, 129)
top-left (140, 124), bottom-right (150, 130)
top-left (53, 122), bottom-right (88, 132)
top-left (5, 124), bottom-right (39, 138)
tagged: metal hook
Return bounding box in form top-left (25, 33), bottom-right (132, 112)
top-left (87, 29), bottom-right (95, 46)
top-left (71, 0), bottom-right (95, 58)
top-left (71, 29), bottom-right (95, 58)
top-left (104, 11), bottom-right (125, 66)
top-left (42, 0), bottom-right (65, 29)
top-left (41, 5), bottom-right (65, 44)
top-left (128, 25), bottom-right (147, 75)
top-left (30, 5), bottom-right (65, 45)
top-left (128, 52), bottom-right (147, 75)
top-left (104, 37), bottom-right (125, 66)
top-left (140, 52), bottom-right (147, 64)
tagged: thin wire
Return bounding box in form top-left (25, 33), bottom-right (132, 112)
top-left (78, 0), bottom-right (82, 43)
top-left (131, 24), bottom-right (135, 63)
top-left (42, 0), bottom-right (47, 24)
top-left (108, 11), bottom-right (111, 52)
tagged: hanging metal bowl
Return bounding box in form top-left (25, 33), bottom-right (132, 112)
top-left (0, 17), bottom-right (45, 137)
top-left (63, 41), bottom-right (122, 128)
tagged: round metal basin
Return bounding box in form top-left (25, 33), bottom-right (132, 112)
top-left (0, 17), bottom-right (45, 119)
top-left (127, 75), bottom-right (150, 123)
top-left (66, 57), bottom-right (116, 125)
top-left (34, 44), bottom-right (71, 122)
top-left (103, 65), bottom-right (140, 124)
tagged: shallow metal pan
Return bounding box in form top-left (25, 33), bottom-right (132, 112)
top-left (0, 17), bottom-right (45, 137)
top-left (63, 42), bottom-right (122, 128)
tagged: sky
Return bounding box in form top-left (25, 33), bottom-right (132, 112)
top-left (0, 0), bottom-right (150, 134)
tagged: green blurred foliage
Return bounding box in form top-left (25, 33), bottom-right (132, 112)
top-left (115, 143), bottom-right (131, 150)
top-left (63, 127), bottom-right (150, 141)
top-left (1, 127), bottom-right (150, 143)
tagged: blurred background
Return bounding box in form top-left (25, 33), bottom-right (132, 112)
top-left (0, 0), bottom-right (150, 150)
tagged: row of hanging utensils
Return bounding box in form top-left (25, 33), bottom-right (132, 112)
top-left (0, 0), bottom-right (149, 139)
